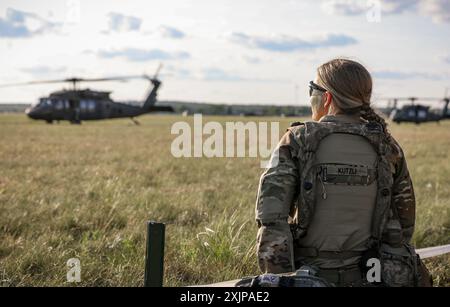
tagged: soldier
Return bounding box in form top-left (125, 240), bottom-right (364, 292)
top-left (255, 58), bottom-right (432, 287)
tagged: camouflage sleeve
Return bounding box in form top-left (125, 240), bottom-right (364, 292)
top-left (391, 142), bottom-right (416, 243)
top-left (255, 130), bottom-right (300, 274)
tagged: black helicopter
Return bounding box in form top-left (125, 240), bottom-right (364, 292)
top-left (0, 65), bottom-right (173, 124)
top-left (383, 96), bottom-right (450, 124)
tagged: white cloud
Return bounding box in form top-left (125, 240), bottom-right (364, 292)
top-left (321, 0), bottom-right (367, 15)
top-left (379, 0), bottom-right (419, 14)
top-left (20, 66), bottom-right (66, 76)
top-left (442, 55), bottom-right (450, 64)
top-left (419, 0), bottom-right (450, 23)
top-left (202, 68), bottom-right (242, 81)
top-left (106, 12), bottom-right (142, 33)
top-left (321, 0), bottom-right (419, 15)
top-left (321, 0), bottom-right (450, 23)
top-left (97, 48), bottom-right (190, 62)
top-left (242, 55), bottom-right (261, 64)
top-left (157, 25), bottom-right (185, 39)
top-left (373, 70), bottom-right (449, 80)
top-left (0, 8), bottom-right (60, 38)
top-left (227, 32), bottom-right (357, 52)
top-left (200, 67), bottom-right (286, 83)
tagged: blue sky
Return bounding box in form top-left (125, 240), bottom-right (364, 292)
top-left (0, 0), bottom-right (449, 105)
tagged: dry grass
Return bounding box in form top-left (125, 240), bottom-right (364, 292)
top-left (0, 113), bottom-right (448, 286)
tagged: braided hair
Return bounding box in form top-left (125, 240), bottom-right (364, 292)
top-left (360, 103), bottom-right (398, 154)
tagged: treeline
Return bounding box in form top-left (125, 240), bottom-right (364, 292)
top-left (0, 104), bottom-right (29, 113)
top-left (161, 101), bottom-right (312, 117)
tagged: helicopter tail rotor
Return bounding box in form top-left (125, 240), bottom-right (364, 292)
top-left (141, 63), bottom-right (163, 84)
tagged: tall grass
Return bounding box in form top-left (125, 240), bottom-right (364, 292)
top-left (0, 114), bottom-right (448, 286)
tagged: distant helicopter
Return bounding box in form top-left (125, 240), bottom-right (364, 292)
top-left (382, 96), bottom-right (450, 124)
top-left (0, 65), bottom-right (173, 124)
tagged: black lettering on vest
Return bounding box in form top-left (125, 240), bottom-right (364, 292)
top-left (338, 167), bottom-right (357, 175)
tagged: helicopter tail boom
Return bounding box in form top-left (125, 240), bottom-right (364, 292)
top-left (142, 63), bottom-right (165, 111)
top-left (142, 79), bottom-right (161, 111)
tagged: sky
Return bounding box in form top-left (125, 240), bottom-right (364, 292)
top-left (0, 0), bottom-right (449, 106)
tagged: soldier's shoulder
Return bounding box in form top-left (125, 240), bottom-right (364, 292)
top-left (388, 135), bottom-right (405, 160)
top-left (383, 135), bottom-right (408, 178)
top-left (289, 121), bottom-right (304, 128)
top-left (287, 121), bottom-right (305, 135)
top-left (285, 121), bottom-right (307, 148)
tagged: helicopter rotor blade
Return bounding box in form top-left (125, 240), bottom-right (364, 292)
top-left (0, 75), bottom-right (157, 88)
top-left (69, 77), bottom-right (128, 83)
top-left (153, 63), bottom-right (163, 80)
top-left (0, 79), bottom-right (71, 88)
top-left (374, 97), bottom-right (445, 102)
top-left (0, 66), bottom-right (166, 88)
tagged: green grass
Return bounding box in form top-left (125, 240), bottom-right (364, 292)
top-left (0, 113), bottom-right (448, 286)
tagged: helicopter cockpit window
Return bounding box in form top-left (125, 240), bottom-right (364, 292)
top-left (55, 100), bottom-right (64, 110)
top-left (35, 99), bottom-right (51, 107)
top-left (88, 100), bottom-right (95, 112)
top-left (418, 110), bottom-right (427, 119)
top-left (80, 100), bottom-right (96, 113)
top-left (80, 100), bottom-right (87, 111)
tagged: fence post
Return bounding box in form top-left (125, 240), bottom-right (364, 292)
top-left (144, 221), bottom-right (165, 287)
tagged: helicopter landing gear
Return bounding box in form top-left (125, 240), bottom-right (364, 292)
top-left (70, 120), bottom-right (81, 125)
top-left (46, 119), bottom-right (53, 124)
top-left (130, 117), bottom-right (140, 125)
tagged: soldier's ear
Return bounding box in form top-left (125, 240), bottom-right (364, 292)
top-left (323, 92), bottom-right (332, 109)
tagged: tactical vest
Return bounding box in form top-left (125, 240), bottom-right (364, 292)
top-left (289, 120), bottom-right (394, 268)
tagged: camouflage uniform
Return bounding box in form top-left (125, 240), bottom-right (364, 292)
top-left (255, 114), bottom-right (416, 275)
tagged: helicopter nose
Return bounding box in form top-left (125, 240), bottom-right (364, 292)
top-left (25, 107), bottom-right (37, 119)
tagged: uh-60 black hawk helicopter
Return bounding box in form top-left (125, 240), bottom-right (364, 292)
top-left (381, 95), bottom-right (450, 124)
top-left (0, 65), bottom-right (173, 124)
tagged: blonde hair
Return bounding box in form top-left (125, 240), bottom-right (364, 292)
top-left (316, 58), bottom-right (396, 152)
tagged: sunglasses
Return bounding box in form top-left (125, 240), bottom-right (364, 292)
top-left (309, 81), bottom-right (327, 97)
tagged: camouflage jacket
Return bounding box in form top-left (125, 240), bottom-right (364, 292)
top-left (255, 115), bottom-right (416, 273)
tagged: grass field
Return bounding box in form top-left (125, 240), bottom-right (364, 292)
top-left (0, 113), bottom-right (448, 287)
